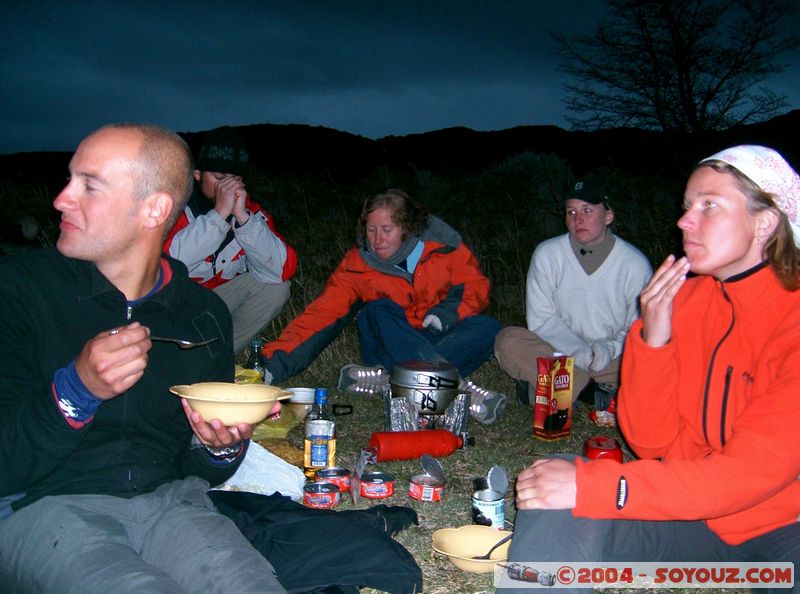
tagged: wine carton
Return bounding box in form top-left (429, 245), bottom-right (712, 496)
top-left (533, 355), bottom-right (574, 440)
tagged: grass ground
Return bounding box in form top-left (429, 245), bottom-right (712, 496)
top-left (271, 334), bottom-right (595, 594)
top-left (264, 338), bottom-right (748, 594)
top-left (254, 328), bottom-right (749, 594)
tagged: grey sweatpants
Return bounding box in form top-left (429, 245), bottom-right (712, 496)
top-left (0, 477), bottom-right (286, 594)
top-left (498, 506), bottom-right (800, 594)
top-left (214, 273), bottom-right (291, 354)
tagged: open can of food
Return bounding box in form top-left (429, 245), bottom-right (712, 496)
top-left (303, 481), bottom-right (340, 509)
top-left (471, 488), bottom-right (505, 530)
top-left (360, 471), bottom-right (395, 499)
top-left (315, 466), bottom-right (352, 493)
top-left (408, 454), bottom-right (446, 502)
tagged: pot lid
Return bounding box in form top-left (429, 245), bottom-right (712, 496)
top-left (391, 360), bottom-right (459, 388)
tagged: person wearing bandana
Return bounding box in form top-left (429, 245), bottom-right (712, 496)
top-left (499, 146), bottom-right (800, 594)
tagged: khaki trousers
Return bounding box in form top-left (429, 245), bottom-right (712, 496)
top-left (214, 272), bottom-right (291, 354)
top-left (494, 326), bottom-right (620, 403)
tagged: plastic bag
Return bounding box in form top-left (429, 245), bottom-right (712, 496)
top-left (210, 440), bottom-right (306, 501)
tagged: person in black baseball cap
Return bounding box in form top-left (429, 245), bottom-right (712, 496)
top-left (563, 178), bottom-right (616, 264)
top-left (164, 127), bottom-right (298, 358)
top-left (567, 178), bottom-right (610, 206)
top-left (494, 176), bottom-right (652, 425)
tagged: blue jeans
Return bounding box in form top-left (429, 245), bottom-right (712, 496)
top-left (355, 298), bottom-right (501, 377)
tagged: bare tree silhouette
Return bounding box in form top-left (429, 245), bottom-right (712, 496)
top-left (553, 0), bottom-right (798, 133)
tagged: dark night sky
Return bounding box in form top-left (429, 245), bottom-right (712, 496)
top-left (2, 1), bottom-right (798, 155)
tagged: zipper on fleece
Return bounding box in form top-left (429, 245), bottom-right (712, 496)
top-left (122, 303), bottom-right (134, 428)
top-left (702, 284), bottom-right (735, 446)
top-left (720, 366), bottom-right (733, 447)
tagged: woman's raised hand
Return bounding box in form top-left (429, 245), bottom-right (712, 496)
top-left (639, 255), bottom-right (690, 348)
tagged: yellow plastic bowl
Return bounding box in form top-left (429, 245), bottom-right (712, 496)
top-left (170, 382), bottom-right (292, 425)
top-left (431, 525), bottom-right (512, 573)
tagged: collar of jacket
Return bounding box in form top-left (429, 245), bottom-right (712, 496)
top-left (66, 252), bottom-right (188, 321)
top-left (715, 261), bottom-right (785, 311)
top-left (355, 215), bottom-right (463, 277)
top-left (722, 260), bottom-right (769, 284)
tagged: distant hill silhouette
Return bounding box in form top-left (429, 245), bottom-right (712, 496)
top-left (385, 111), bottom-right (799, 178)
top-left (1, 110), bottom-right (797, 186)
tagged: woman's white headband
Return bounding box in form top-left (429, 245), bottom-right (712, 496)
top-left (700, 145), bottom-right (800, 246)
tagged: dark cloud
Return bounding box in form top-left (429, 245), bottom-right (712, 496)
top-left (1, 1), bottom-right (797, 154)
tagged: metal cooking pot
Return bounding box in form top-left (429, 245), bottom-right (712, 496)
top-left (391, 360), bottom-right (459, 415)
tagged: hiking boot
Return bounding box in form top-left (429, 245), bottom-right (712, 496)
top-left (460, 379), bottom-right (508, 424)
top-left (515, 380), bottom-right (531, 406)
top-left (337, 364), bottom-right (390, 395)
top-left (593, 383), bottom-right (616, 410)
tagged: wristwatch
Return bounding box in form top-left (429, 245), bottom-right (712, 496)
top-left (205, 443), bottom-right (243, 458)
top-left (190, 435), bottom-right (243, 459)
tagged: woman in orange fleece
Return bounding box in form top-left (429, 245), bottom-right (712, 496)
top-left (499, 146), bottom-right (800, 594)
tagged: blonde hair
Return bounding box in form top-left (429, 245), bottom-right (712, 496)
top-left (357, 189), bottom-right (429, 242)
top-left (699, 160), bottom-right (800, 290)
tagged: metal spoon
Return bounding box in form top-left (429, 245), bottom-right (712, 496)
top-left (108, 329), bottom-right (217, 349)
top-left (471, 532), bottom-right (513, 560)
top-left (150, 336), bottom-right (218, 349)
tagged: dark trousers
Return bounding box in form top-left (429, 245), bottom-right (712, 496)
top-left (498, 507), bottom-right (799, 593)
top-left (356, 298), bottom-right (501, 377)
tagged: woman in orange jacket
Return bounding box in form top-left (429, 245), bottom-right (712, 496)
top-left (499, 146), bottom-right (800, 593)
top-left (263, 189), bottom-right (506, 423)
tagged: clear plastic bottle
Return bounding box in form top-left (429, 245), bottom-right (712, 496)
top-left (246, 337), bottom-right (266, 382)
top-left (303, 388), bottom-right (336, 478)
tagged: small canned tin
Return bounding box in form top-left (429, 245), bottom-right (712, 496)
top-left (316, 467), bottom-right (352, 493)
top-left (359, 471), bottom-right (395, 499)
top-left (303, 481), bottom-right (340, 509)
top-left (409, 454), bottom-right (446, 502)
top-left (472, 488), bottom-right (505, 530)
top-left (408, 473), bottom-right (445, 501)
top-left (583, 436), bottom-right (623, 463)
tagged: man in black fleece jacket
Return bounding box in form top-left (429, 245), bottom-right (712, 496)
top-left (0, 124), bottom-right (285, 593)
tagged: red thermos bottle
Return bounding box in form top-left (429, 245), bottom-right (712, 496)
top-left (368, 430), bottom-right (473, 461)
